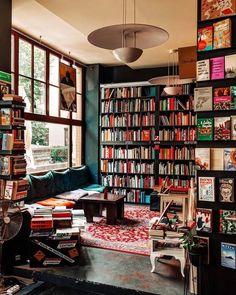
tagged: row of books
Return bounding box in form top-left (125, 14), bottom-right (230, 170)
top-left (159, 162), bottom-right (196, 176)
top-left (102, 175), bottom-right (154, 189)
top-left (101, 97), bottom-right (155, 113)
top-left (197, 116), bottom-right (236, 141)
top-left (101, 146), bottom-right (155, 160)
top-left (159, 146), bottom-right (195, 161)
top-left (159, 96), bottom-right (193, 111)
top-left (159, 128), bottom-right (196, 141)
top-left (197, 54), bottom-right (236, 81)
top-left (102, 86), bottom-right (155, 99)
top-left (112, 188), bottom-right (151, 204)
top-left (198, 18), bottom-right (231, 52)
top-left (0, 178), bottom-right (29, 200)
top-left (0, 155), bottom-right (27, 176)
top-left (158, 176), bottom-right (193, 189)
top-left (159, 113), bottom-right (196, 126)
top-left (101, 129), bottom-right (155, 142)
top-left (100, 160), bottom-right (154, 174)
top-left (0, 108), bottom-right (25, 126)
top-left (101, 113), bottom-right (155, 128)
top-left (194, 86), bottom-right (236, 112)
top-left (196, 147), bottom-right (236, 171)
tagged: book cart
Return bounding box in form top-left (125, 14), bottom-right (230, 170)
top-left (195, 1), bottom-right (236, 294)
top-left (100, 82), bottom-right (158, 204)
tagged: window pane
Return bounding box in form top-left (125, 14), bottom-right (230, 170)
top-left (11, 35), bottom-right (14, 72)
top-left (72, 126), bottom-right (82, 167)
top-left (19, 39), bottom-right (32, 77)
top-left (76, 66), bottom-right (82, 94)
top-left (60, 110), bottom-right (70, 119)
top-left (25, 121), bottom-right (69, 173)
top-left (11, 74), bottom-right (15, 94)
top-left (19, 76), bottom-right (32, 112)
top-left (49, 54), bottom-right (59, 86)
top-left (49, 86), bottom-right (59, 117)
top-left (34, 81), bottom-right (46, 114)
top-left (72, 94), bottom-right (82, 120)
top-left (34, 46), bottom-right (46, 82)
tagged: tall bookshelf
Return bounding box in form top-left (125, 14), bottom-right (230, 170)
top-left (100, 82), bottom-right (157, 204)
top-left (195, 1), bottom-right (236, 294)
top-left (157, 84), bottom-right (196, 190)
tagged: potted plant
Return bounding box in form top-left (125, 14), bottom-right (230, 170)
top-left (180, 230), bottom-right (208, 267)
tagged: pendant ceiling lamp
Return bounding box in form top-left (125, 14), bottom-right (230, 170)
top-left (88, 0), bottom-right (169, 64)
top-left (149, 49), bottom-right (193, 95)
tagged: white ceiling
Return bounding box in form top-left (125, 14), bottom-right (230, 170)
top-left (12, 0), bottom-right (197, 69)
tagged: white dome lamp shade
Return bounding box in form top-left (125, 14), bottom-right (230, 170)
top-left (112, 47), bottom-right (143, 63)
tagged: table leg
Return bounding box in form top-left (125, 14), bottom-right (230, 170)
top-left (82, 203), bottom-right (94, 223)
top-left (106, 204), bottom-right (117, 225)
top-left (117, 200), bottom-right (124, 220)
top-left (150, 253), bottom-right (160, 273)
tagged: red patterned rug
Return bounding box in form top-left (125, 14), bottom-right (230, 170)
top-left (80, 204), bottom-right (159, 256)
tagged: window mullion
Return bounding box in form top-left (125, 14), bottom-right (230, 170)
top-left (31, 43), bottom-right (34, 113)
top-left (46, 49), bottom-right (50, 116)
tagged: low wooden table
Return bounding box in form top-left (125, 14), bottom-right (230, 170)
top-left (79, 193), bottom-right (125, 225)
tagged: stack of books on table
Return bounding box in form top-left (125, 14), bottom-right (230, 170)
top-left (30, 207), bottom-right (53, 233)
top-left (52, 207), bottom-right (72, 229)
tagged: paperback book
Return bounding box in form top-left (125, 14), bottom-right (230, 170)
top-left (214, 116), bottom-right (231, 140)
top-left (219, 210), bottom-right (236, 234)
top-left (211, 148), bottom-right (224, 170)
top-left (194, 87), bottom-right (212, 111)
top-left (197, 26), bottom-right (213, 51)
top-left (201, 0), bottom-right (236, 20)
top-left (213, 18), bottom-right (231, 49)
top-left (231, 115), bottom-right (236, 140)
top-left (225, 54), bottom-right (236, 78)
top-left (195, 148), bottom-right (210, 170)
top-left (219, 178), bottom-right (234, 203)
top-left (210, 56), bottom-right (225, 80)
top-left (230, 86), bottom-right (236, 109)
top-left (213, 87), bottom-right (231, 110)
top-left (197, 118), bottom-right (214, 141)
top-left (224, 148), bottom-right (236, 170)
top-left (198, 176), bottom-right (215, 202)
top-left (221, 242), bottom-right (236, 269)
top-left (196, 208), bottom-right (212, 233)
top-left (197, 59), bottom-right (210, 81)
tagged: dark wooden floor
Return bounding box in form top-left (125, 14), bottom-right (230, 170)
top-left (14, 246), bottom-right (186, 295)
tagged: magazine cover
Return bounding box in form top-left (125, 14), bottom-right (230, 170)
top-left (221, 242), bottom-right (236, 269)
top-left (197, 59), bottom-right (210, 81)
top-left (230, 86), bottom-right (236, 109)
top-left (219, 210), bottom-right (236, 234)
top-left (198, 176), bottom-right (215, 201)
top-left (214, 117), bottom-right (231, 140)
top-left (201, 0), bottom-right (236, 20)
top-left (195, 148), bottom-right (210, 170)
top-left (198, 26), bottom-right (213, 51)
top-left (225, 54), bottom-right (236, 78)
top-left (213, 18), bottom-right (231, 49)
top-left (196, 208), bottom-right (212, 233)
top-left (224, 148), bottom-right (236, 170)
top-left (219, 178), bottom-right (234, 202)
top-left (210, 56), bottom-right (225, 80)
top-left (197, 118), bottom-right (214, 140)
top-left (194, 87), bottom-right (212, 111)
top-left (213, 87), bottom-right (231, 110)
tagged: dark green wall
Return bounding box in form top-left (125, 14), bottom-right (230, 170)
top-left (0, 0), bottom-right (12, 73)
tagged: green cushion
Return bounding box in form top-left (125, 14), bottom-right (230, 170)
top-left (69, 166), bottom-right (90, 190)
top-left (81, 183), bottom-right (105, 192)
top-left (51, 169), bottom-right (71, 194)
top-left (25, 174), bottom-right (33, 201)
top-left (29, 171), bottom-right (54, 200)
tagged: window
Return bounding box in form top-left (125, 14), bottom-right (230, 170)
top-left (11, 30), bottom-right (84, 173)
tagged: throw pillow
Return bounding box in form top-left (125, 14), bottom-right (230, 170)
top-left (69, 166), bottom-right (90, 190)
top-left (51, 169), bottom-right (71, 194)
top-left (30, 171), bottom-right (54, 200)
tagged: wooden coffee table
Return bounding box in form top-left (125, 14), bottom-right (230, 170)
top-left (79, 193), bottom-right (125, 225)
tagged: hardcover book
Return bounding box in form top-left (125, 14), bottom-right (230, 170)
top-left (195, 148), bottom-right (210, 170)
top-left (221, 242), bottom-right (236, 269)
top-left (214, 116), bottom-right (231, 140)
top-left (210, 56), bottom-right (225, 80)
top-left (197, 59), bottom-right (210, 81)
top-left (0, 156), bottom-right (11, 175)
top-left (213, 18), bottom-right (231, 49)
top-left (198, 176), bottom-right (215, 202)
top-left (231, 115), bottom-right (236, 140)
top-left (194, 87), bottom-right (212, 111)
top-left (198, 26), bottom-right (213, 51)
top-left (213, 87), bottom-right (231, 110)
top-left (201, 0), bottom-right (236, 20)
top-left (219, 178), bottom-right (234, 203)
top-left (197, 118), bottom-right (214, 141)
top-left (225, 54), bottom-right (236, 78)
top-left (219, 210), bottom-right (236, 234)
top-left (196, 208), bottom-right (212, 233)
top-left (224, 148), bottom-right (236, 170)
